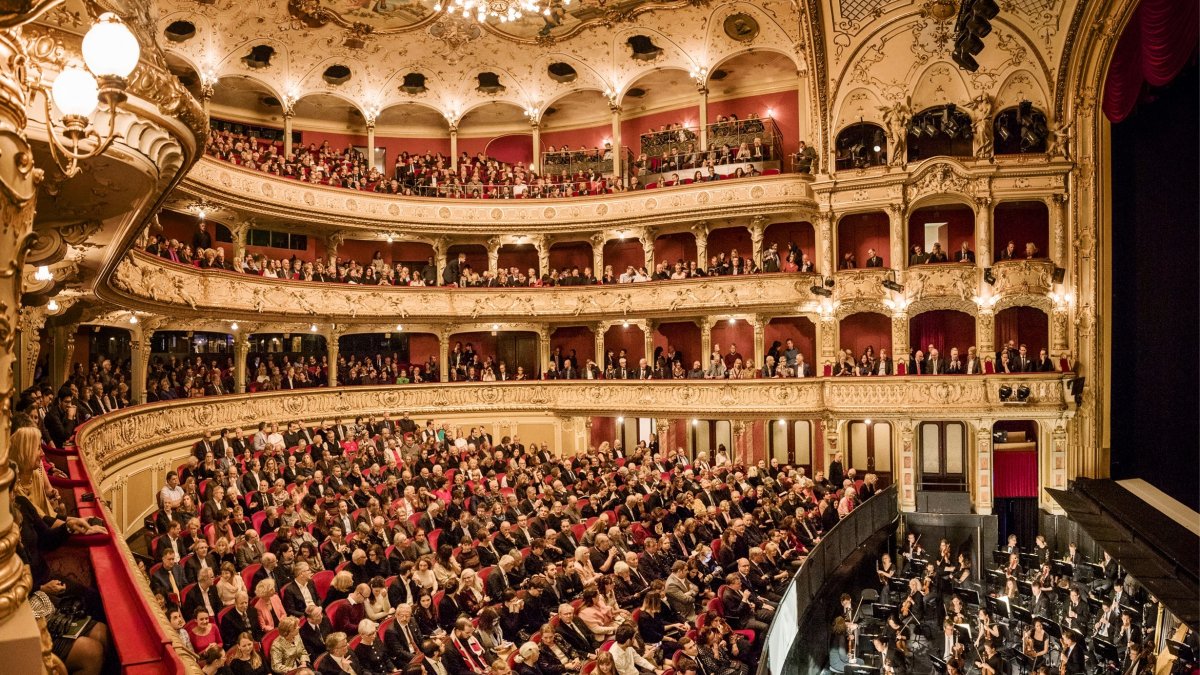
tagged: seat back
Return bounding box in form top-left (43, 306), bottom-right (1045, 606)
top-left (240, 563), bottom-right (261, 592)
top-left (313, 570), bottom-right (335, 601)
top-left (261, 628), bottom-right (279, 659)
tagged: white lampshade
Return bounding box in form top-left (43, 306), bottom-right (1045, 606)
top-left (82, 13), bottom-right (140, 79)
top-left (51, 67), bottom-right (98, 118)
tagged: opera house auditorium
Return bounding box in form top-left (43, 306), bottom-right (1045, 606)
top-left (0, 0), bottom-right (1195, 673)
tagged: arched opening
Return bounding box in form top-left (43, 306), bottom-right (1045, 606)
top-left (764, 316), bottom-right (816, 375)
top-left (994, 306), bottom-right (1049, 367)
top-left (839, 312), bottom-right (893, 371)
top-left (906, 104), bottom-right (974, 162)
top-left (764, 221), bottom-right (816, 269)
top-left (457, 101), bottom-right (527, 162)
top-left (602, 238), bottom-right (645, 275)
top-left (908, 309), bottom-right (976, 371)
top-left (148, 330), bottom-right (235, 398)
top-left (993, 103), bottom-right (1049, 155)
top-left (620, 68), bottom-right (699, 170)
top-left (907, 203), bottom-right (976, 266)
top-left (992, 420), bottom-right (1040, 546)
top-left (653, 232), bottom-right (697, 272)
top-left (245, 333), bottom-right (328, 392)
top-left (705, 50), bottom-right (798, 158)
top-left (837, 212), bottom-right (890, 269)
top-left (993, 201), bottom-right (1050, 262)
top-left (336, 333), bottom-right (416, 383)
top-left (447, 330), bottom-right (538, 380)
top-left (652, 321), bottom-right (701, 372)
top-left (602, 323), bottom-right (646, 368)
top-left (548, 241), bottom-right (594, 274)
top-left (550, 326), bottom-right (596, 372)
top-left (834, 122), bottom-right (887, 170)
top-left (336, 239), bottom-right (435, 275)
top-left (708, 319), bottom-right (754, 371)
top-left (497, 243), bottom-right (540, 277)
top-left (375, 102), bottom-right (452, 160)
top-left (706, 226), bottom-right (752, 267)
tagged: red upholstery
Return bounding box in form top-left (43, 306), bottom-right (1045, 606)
top-left (823, 364), bottom-right (833, 377)
top-left (326, 599), bottom-right (350, 630)
top-left (241, 564), bottom-right (261, 592)
top-left (313, 570), bottom-right (335, 601)
top-left (896, 361), bottom-right (907, 375)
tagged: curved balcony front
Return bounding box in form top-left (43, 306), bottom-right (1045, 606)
top-left (176, 157), bottom-right (817, 234)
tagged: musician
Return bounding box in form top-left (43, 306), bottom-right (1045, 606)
top-left (1121, 640), bottom-right (1147, 675)
top-left (901, 578), bottom-right (925, 623)
top-left (1033, 535), bottom-right (1052, 566)
top-left (1034, 563), bottom-right (1055, 595)
top-left (873, 635), bottom-right (908, 675)
top-left (900, 532), bottom-right (924, 574)
top-left (1063, 586), bottom-right (1090, 632)
top-left (1060, 630), bottom-right (1086, 675)
top-left (1112, 611), bottom-right (1141, 660)
top-left (975, 640), bottom-right (1004, 675)
top-left (937, 540), bottom-right (957, 585)
top-left (1002, 534), bottom-right (1020, 555)
top-left (940, 619), bottom-right (964, 662)
top-left (945, 595), bottom-right (967, 625)
top-left (975, 608), bottom-right (1001, 648)
top-left (1004, 552), bottom-right (1022, 579)
top-left (877, 553), bottom-right (896, 604)
top-left (1092, 550), bottom-right (1119, 594)
top-left (1029, 583), bottom-right (1053, 620)
top-left (1023, 618), bottom-right (1050, 668)
top-left (829, 617), bottom-right (852, 674)
top-left (1092, 597), bottom-right (1117, 640)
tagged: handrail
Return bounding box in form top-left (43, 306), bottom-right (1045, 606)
top-left (760, 485), bottom-right (900, 675)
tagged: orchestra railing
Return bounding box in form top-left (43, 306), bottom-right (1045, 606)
top-left (540, 146), bottom-right (635, 178)
top-left (760, 485), bottom-right (900, 675)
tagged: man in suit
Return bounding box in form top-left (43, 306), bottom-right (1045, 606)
top-left (865, 248), bottom-right (884, 268)
top-left (926, 348), bottom-right (946, 376)
top-left (485, 555), bottom-right (515, 601)
top-left (300, 604), bottom-right (333, 658)
top-left (555, 603), bottom-right (597, 654)
top-left (954, 242), bottom-right (976, 263)
top-left (221, 591), bottom-right (260, 647)
top-left (665, 561), bottom-right (699, 621)
top-left (1015, 344), bottom-right (1034, 373)
top-left (252, 552), bottom-right (292, 592)
top-left (152, 549), bottom-right (188, 599)
top-left (44, 391), bottom-right (83, 448)
top-left (721, 574), bottom-right (771, 642)
top-left (1061, 630), bottom-right (1086, 675)
top-left (909, 350), bottom-right (927, 375)
top-left (443, 252), bottom-right (467, 286)
top-left (384, 602), bottom-right (423, 666)
top-left (283, 562), bottom-right (321, 617)
top-left (184, 540), bottom-right (218, 582)
top-left (182, 566), bottom-right (223, 621)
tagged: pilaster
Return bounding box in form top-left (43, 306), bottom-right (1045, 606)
top-left (891, 312), bottom-right (910, 359)
top-left (438, 328), bottom-right (451, 382)
top-left (640, 227), bottom-right (656, 272)
top-left (594, 322), bottom-right (607, 369)
top-left (537, 326), bottom-right (552, 374)
top-left (591, 234), bottom-right (605, 275)
top-left (233, 333), bottom-right (250, 394)
top-left (751, 315), bottom-right (765, 372)
top-left (326, 329), bottom-right (340, 387)
top-left (698, 317), bottom-right (712, 369)
top-left (129, 330), bottom-right (152, 405)
top-left (974, 421), bottom-right (994, 515)
top-left (815, 212), bottom-right (833, 276)
top-left (1048, 193), bottom-right (1068, 267)
top-left (975, 197), bottom-right (993, 268)
top-left (886, 204), bottom-right (905, 274)
top-left (487, 237), bottom-right (500, 276)
top-left (897, 421), bottom-right (917, 512)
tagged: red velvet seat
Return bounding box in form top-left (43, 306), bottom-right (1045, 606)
top-left (241, 563), bottom-right (261, 592)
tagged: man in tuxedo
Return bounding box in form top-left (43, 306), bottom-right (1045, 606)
top-left (614, 357), bottom-right (632, 380)
top-left (252, 552), bottom-right (292, 592)
top-left (954, 242), bottom-right (976, 263)
top-left (865, 248), bottom-right (884, 268)
top-left (636, 358), bottom-right (654, 380)
top-left (300, 604), bottom-right (333, 658)
top-left (283, 562), bottom-right (321, 617)
top-left (182, 567), bottom-right (222, 621)
top-left (1061, 630), bottom-right (1086, 675)
top-left (1015, 344), bottom-right (1034, 372)
top-left (909, 350), bottom-right (927, 375)
top-left (221, 591), bottom-right (260, 647)
top-left (184, 540), bottom-right (218, 582)
top-left (945, 347), bottom-right (966, 374)
top-left (384, 602), bottom-right (423, 666)
top-left (555, 603), bottom-right (597, 654)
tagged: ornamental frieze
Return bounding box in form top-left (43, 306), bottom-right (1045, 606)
top-left (989, 259), bottom-right (1056, 296)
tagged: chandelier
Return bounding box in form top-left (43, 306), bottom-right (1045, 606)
top-left (434, 0), bottom-right (572, 24)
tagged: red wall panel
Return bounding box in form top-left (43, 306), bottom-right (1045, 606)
top-left (709, 321), bottom-right (754, 365)
top-left (837, 212), bottom-right (890, 267)
top-left (653, 322), bottom-right (701, 367)
top-left (908, 310), bottom-right (976, 357)
top-left (765, 317), bottom-right (816, 367)
top-left (551, 326), bottom-right (595, 367)
top-left (485, 134), bottom-right (534, 166)
top-left (604, 239), bottom-right (645, 272)
top-left (603, 324), bottom-right (645, 363)
top-left (446, 244), bottom-right (488, 276)
top-left (994, 306), bottom-right (1049, 357)
top-left (549, 242), bottom-right (593, 273)
top-left (993, 201), bottom-right (1051, 260)
top-left (448, 331), bottom-right (498, 362)
top-left (839, 312), bottom-right (892, 357)
top-left (707, 227), bottom-right (752, 261)
top-left (407, 333), bottom-right (440, 368)
top-left (907, 205), bottom-right (976, 264)
top-left (654, 232), bottom-right (697, 268)
top-left (590, 416), bottom-right (616, 449)
top-left (764, 222), bottom-right (816, 263)
top-left (497, 245), bottom-right (539, 275)
top-left (541, 122), bottom-right (613, 154)
top-left (706, 89), bottom-right (801, 155)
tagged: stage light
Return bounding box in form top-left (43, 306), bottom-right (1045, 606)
top-left (882, 279), bottom-right (905, 293)
top-left (983, 268), bottom-right (996, 285)
top-left (810, 285), bottom-right (832, 298)
top-left (998, 385), bottom-right (1012, 401)
top-left (1016, 385), bottom-right (1031, 402)
top-left (824, 276), bottom-right (835, 288)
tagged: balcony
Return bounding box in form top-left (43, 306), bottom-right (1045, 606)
top-left (989, 259), bottom-right (1058, 296)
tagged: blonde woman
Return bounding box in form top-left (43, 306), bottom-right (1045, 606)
top-left (228, 631), bottom-right (266, 674)
top-left (252, 578), bottom-right (287, 633)
top-left (12, 426), bottom-right (59, 517)
top-left (216, 561), bottom-right (246, 607)
top-left (269, 616), bottom-right (309, 673)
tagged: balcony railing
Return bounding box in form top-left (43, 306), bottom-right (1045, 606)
top-left (540, 146), bottom-right (635, 178)
top-left (636, 118), bottom-right (785, 175)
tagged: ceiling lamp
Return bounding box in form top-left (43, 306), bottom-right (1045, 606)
top-left (437, 0), bottom-right (570, 23)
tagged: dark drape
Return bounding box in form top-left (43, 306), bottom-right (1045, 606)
top-left (909, 310), bottom-right (975, 355)
top-left (994, 307), bottom-right (1049, 357)
top-left (995, 497), bottom-right (1039, 550)
top-left (1103, 0), bottom-right (1199, 122)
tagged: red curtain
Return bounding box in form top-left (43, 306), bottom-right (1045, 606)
top-left (994, 450), bottom-right (1038, 498)
top-left (1103, 0), bottom-right (1199, 122)
top-left (994, 307), bottom-right (1048, 357)
top-left (908, 310), bottom-right (975, 355)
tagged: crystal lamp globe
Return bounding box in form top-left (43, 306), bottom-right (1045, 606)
top-left (82, 13), bottom-right (140, 80)
top-left (51, 66), bottom-right (99, 118)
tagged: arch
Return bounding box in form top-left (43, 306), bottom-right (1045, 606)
top-left (484, 134), bottom-right (534, 166)
top-left (906, 202), bottom-right (976, 267)
top-left (993, 104), bottom-right (1050, 155)
top-left (209, 73), bottom-right (285, 112)
top-left (909, 61), bottom-right (973, 112)
top-left (994, 69), bottom-right (1051, 112)
top-left (833, 87), bottom-right (887, 132)
top-left (839, 311), bottom-right (892, 359)
top-left (764, 221), bottom-right (815, 262)
top-left (994, 306), bottom-right (1049, 360)
top-left (834, 122), bottom-right (887, 170)
top-left (701, 1), bottom-right (801, 71)
top-left (837, 211), bottom-right (889, 268)
top-left (210, 37), bottom-right (293, 90)
top-left (615, 65), bottom-right (695, 107)
top-left (907, 309), bottom-right (977, 362)
top-left (292, 90), bottom-right (366, 123)
top-left (764, 315), bottom-right (817, 371)
top-left (906, 104), bottom-right (974, 162)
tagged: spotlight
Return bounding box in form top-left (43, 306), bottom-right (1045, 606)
top-left (1016, 385), bottom-right (1031, 402)
top-left (997, 121), bottom-right (1011, 142)
top-left (396, 324), bottom-right (404, 331)
top-left (983, 268), bottom-right (996, 285)
top-left (873, 144), bottom-right (882, 153)
top-left (230, 322), bottom-right (239, 331)
top-left (992, 429), bottom-right (1009, 443)
top-left (46, 299), bottom-right (59, 312)
top-left (998, 385), bottom-right (1012, 401)
top-left (810, 285), bottom-right (832, 298)
top-left (692, 419), bottom-right (699, 426)
top-left (824, 276), bottom-right (835, 288)
top-left (882, 279), bottom-right (905, 293)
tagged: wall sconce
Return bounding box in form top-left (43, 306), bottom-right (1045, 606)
top-left (46, 299), bottom-right (59, 312)
top-left (34, 265), bottom-right (52, 281)
top-left (230, 322), bottom-right (239, 331)
top-left (309, 323), bottom-right (318, 332)
top-left (41, 13), bottom-right (140, 178)
top-left (688, 65), bottom-right (708, 87)
top-left (1048, 290), bottom-right (1073, 308)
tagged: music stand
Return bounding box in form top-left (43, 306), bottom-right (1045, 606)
top-left (1053, 561), bottom-right (1074, 579)
top-left (847, 664), bottom-right (880, 675)
top-left (890, 577), bottom-right (910, 595)
top-left (872, 603), bottom-right (897, 620)
top-left (1020, 553), bottom-right (1040, 570)
top-left (1093, 639), bottom-right (1120, 667)
top-left (1083, 563), bottom-right (1104, 582)
top-left (992, 550), bottom-right (1010, 567)
top-left (1011, 606), bottom-right (1034, 626)
top-left (1166, 640), bottom-right (1196, 665)
top-left (987, 595), bottom-right (1012, 619)
top-left (953, 624), bottom-right (973, 647)
top-left (1017, 581), bottom-right (1033, 598)
top-left (1119, 605), bottom-right (1142, 625)
top-left (1007, 648), bottom-right (1034, 675)
top-left (955, 587), bottom-right (983, 608)
top-left (930, 655), bottom-right (949, 675)
top-left (1037, 617), bottom-right (1062, 641)
top-left (986, 570), bottom-right (1006, 589)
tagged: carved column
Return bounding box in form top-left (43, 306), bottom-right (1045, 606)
top-left (975, 422), bottom-right (994, 515)
top-left (438, 328), bottom-right (451, 382)
top-left (594, 323), bottom-right (607, 369)
top-left (655, 418), bottom-right (671, 455)
top-left (487, 237), bottom-right (500, 276)
top-left (891, 312), bottom-right (910, 357)
top-left (449, 125), bottom-right (459, 171)
top-left (282, 110), bottom-right (295, 157)
top-left (1045, 422), bottom-right (1068, 514)
top-left (819, 417), bottom-right (840, 474)
top-left (692, 222), bottom-right (709, 269)
top-left (432, 237), bottom-right (447, 287)
top-left (749, 216), bottom-right (766, 270)
top-left (610, 104), bottom-right (622, 179)
top-left (814, 212), bottom-right (833, 276)
top-left (751, 315), bottom-right (765, 372)
top-left (365, 120), bottom-right (377, 167)
top-left (537, 327), bottom-right (552, 375)
top-left (642, 320), bottom-right (656, 364)
top-left (532, 235), bottom-right (549, 278)
top-left (326, 330), bottom-right (340, 387)
top-left (887, 204), bottom-right (905, 274)
top-left (732, 420), bottom-right (748, 465)
top-left (233, 333), bottom-right (250, 394)
top-left (1048, 194), bottom-right (1068, 266)
top-left (530, 121), bottom-right (542, 174)
top-left (199, 80), bottom-right (214, 117)
top-left (48, 324), bottom-right (76, 389)
top-left (16, 307), bottom-right (42, 395)
top-left (976, 309), bottom-right (995, 359)
top-left (698, 317), bottom-right (712, 369)
top-left (640, 228), bottom-right (656, 272)
top-left (1050, 307), bottom-right (1069, 357)
top-left (819, 315), bottom-right (838, 367)
top-left (129, 331), bottom-right (151, 405)
top-left (975, 197), bottom-right (993, 268)
top-left (591, 235), bottom-right (605, 275)
top-left (697, 84), bottom-right (709, 152)
top-left (0, 25), bottom-right (47, 669)
top-left (898, 421), bottom-right (916, 512)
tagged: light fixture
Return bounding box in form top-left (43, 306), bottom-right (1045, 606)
top-left (765, 108), bottom-right (775, 119)
top-left (386, 233), bottom-right (394, 243)
top-left (864, 419), bottom-right (872, 425)
top-left (42, 13), bottom-right (140, 177)
top-left (309, 323), bottom-right (318, 332)
top-left (810, 285), bottom-right (832, 298)
top-left (617, 416), bottom-right (624, 424)
top-left (778, 419), bottom-right (786, 426)
top-left (46, 299), bottom-right (59, 312)
top-left (873, 144), bottom-right (882, 153)
top-left (622, 320), bottom-right (630, 328)
top-left (492, 324), bottom-right (499, 331)
top-left (882, 279), bottom-right (905, 293)
top-left (129, 315), bottom-right (138, 324)
top-left (34, 265), bottom-right (52, 281)
top-left (396, 324), bottom-right (404, 331)
top-left (728, 317), bottom-right (737, 324)
top-left (230, 322), bottom-right (239, 331)
top-left (1016, 385), bottom-right (1031, 402)
top-left (692, 419), bottom-right (699, 426)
